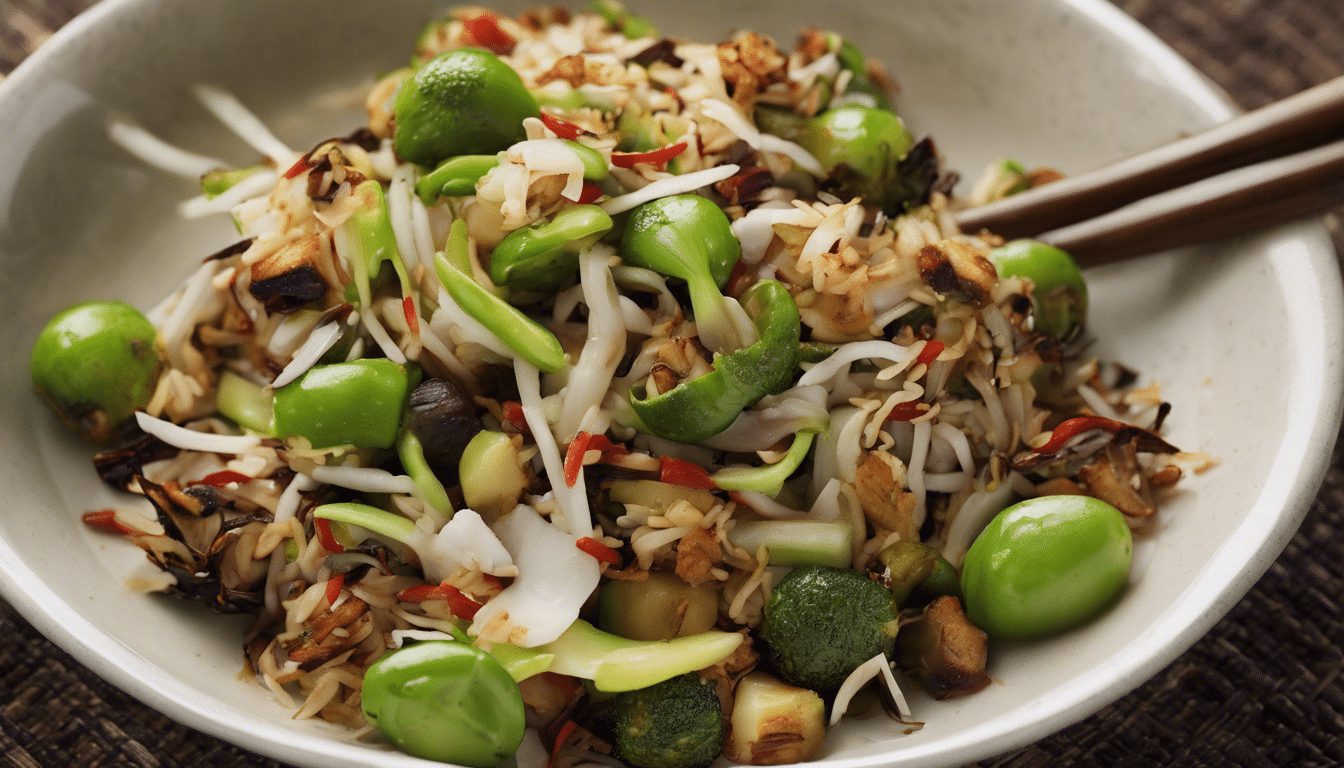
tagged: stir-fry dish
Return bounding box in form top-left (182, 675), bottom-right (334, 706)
top-left (30, 4), bottom-right (1210, 767)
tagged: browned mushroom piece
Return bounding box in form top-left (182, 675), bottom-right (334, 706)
top-left (1076, 440), bottom-right (1156, 517)
top-left (248, 233), bottom-right (331, 314)
top-left (897, 596), bottom-right (992, 700)
top-left (916, 240), bottom-right (999, 307)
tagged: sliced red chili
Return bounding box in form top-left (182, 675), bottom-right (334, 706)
top-left (659, 456), bottom-right (718, 490)
top-left (916, 339), bottom-right (945, 366)
top-left (885, 400), bottom-right (930, 422)
top-left (282, 154), bottom-right (315, 179)
top-left (325, 573), bottom-right (345, 605)
top-left (501, 401), bottom-right (531, 435)
top-left (438, 583), bottom-right (482, 620)
top-left (577, 181), bottom-right (604, 204)
top-left (402, 296), bottom-right (420, 335)
top-left (1032, 415), bottom-right (1132, 455)
top-left (396, 584), bottom-right (446, 603)
top-left (313, 517), bottom-right (345, 554)
top-left (563, 432), bottom-right (594, 487)
top-left (462, 12), bottom-right (516, 55)
top-left (549, 718), bottom-right (580, 768)
top-left (576, 537), bottom-right (623, 566)
top-left (611, 141), bottom-right (687, 169)
top-left (196, 470), bottom-right (252, 487)
top-left (539, 112), bottom-right (586, 141)
top-left (81, 510), bottom-right (136, 536)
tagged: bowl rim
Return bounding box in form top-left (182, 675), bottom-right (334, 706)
top-left (1, 0), bottom-right (1341, 766)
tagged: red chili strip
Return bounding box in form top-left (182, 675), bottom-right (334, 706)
top-left (396, 584), bottom-right (446, 603)
top-left (1032, 414), bottom-right (1131, 455)
top-left (611, 141), bottom-right (687, 169)
top-left (501, 400), bottom-right (531, 434)
top-left (549, 718), bottom-right (580, 768)
top-left (282, 153), bottom-right (315, 179)
top-left (577, 181), bottom-right (604, 204)
top-left (196, 470), bottom-right (252, 487)
top-left (916, 339), bottom-right (945, 366)
top-left (325, 573), bottom-right (345, 605)
top-left (563, 434), bottom-right (589, 487)
top-left (82, 510), bottom-right (137, 536)
top-left (885, 400), bottom-right (930, 423)
top-left (463, 12), bottom-right (516, 55)
top-left (402, 295), bottom-right (420, 334)
top-left (539, 112), bottom-right (586, 140)
top-left (659, 456), bottom-right (718, 490)
top-left (576, 537), bottom-right (623, 566)
top-left (313, 517), bottom-right (345, 554)
top-left (439, 583), bottom-right (483, 620)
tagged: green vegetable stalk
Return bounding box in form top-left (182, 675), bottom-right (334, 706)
top-left (434, 220), bottom-right (567, 373)
top-left (619, 194), bottom-right (755, 353)
top-left (629, 278), bottom-right (801, 444)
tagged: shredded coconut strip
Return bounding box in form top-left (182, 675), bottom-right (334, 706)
top-left (192, 83), bottom-right (297, 167)
top-left (599, 164), bottom-right (740, 215)
top-left (308, 465), bottom-right (416, 495)
top-left (830, 653), bottom-right (913, 724)
top-left (106, 115), bottom-right (225, 177)
top-left (178, 169), bottom-right (280, 219)
top-left (515, 359), bottom-right (592, 537)
top-left (135, 412), bottom-right (260, 454)
top-left (271, 319), bottom-right (346, 389)
top-left (698, 99), bottom-right (825, 175)
top-left (798, 339), bottom-right (925, 388)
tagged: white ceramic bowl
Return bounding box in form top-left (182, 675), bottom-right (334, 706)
top-left (1, 1), bottom-right (1341, 766)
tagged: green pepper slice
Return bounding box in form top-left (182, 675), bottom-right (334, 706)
top-left (489, 205), bottom-right (613, 290)
top-left (629, 279), bottom-right (800, 443)
top-left (272, 359), bottom-right (415, 450)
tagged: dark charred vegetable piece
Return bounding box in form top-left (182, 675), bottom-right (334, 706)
top-left (248, 234), bottom-right (329, 313)
top-left (585, 672), bottom-right (724, 768)
top-left (759, 565), bottom-right (898, 695)
top-left (1010, 414), bottom-right (1179, 475)
top-left (628, 279), bottom-right (801, 444)
top-left (361, 640), bottom-right (526, 767)
top-left (393, 48), bottom-right (540, 167)
top-left (489, 205), bottom-right (614, 290)
top-left (272, 359), bottom-right (415, 450)
top-left (877, 541), bottom-right (962, 607)
top-left (415, 154), bottom-right (500, 205)
top-left (93, 435), bottom-right (179, 490)
top-left (405, 377), bottom-right (483, 486)
top-left (30, 300), bottom-right (162, 445)
top-left (896, 596), bottom-right (992, 700)
top-left (824, 135), bottom-right (941, 216)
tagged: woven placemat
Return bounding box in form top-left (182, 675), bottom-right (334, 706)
top-left (3, 0), bottom-right (1343, 766)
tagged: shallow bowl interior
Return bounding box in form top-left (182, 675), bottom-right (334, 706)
top-left (0, 0), bottom-right (1340, 767)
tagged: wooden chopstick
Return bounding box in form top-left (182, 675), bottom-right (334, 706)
top-left (952, 75), bottom-right (1344, 266)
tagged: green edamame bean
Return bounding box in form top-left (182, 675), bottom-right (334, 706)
top-left (799, 105), bottom-right (913, 179)
top-left (361, 641), bottom-right (525, 767)
top-left (272, 359), bottom-right (413, 450)
top-left (30, 300), bottom-right (161, 445)
top-left (989, 239), bottom-right (1088, 340)
top-left (961, 495), bottom-right (1132, 640)
top-left (394, 48), bottom-right (540, 167)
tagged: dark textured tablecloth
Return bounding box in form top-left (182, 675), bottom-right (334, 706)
top-left (3, 0), bottom-right (1344, 766)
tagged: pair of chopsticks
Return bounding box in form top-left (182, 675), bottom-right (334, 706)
top-left (952, 76), bottom-right (1344, 267)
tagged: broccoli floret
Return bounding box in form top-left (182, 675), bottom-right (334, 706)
top-left (586, 673), bottom-right (724, 768)
top-left (759, 565), bottom-right (899, 694)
